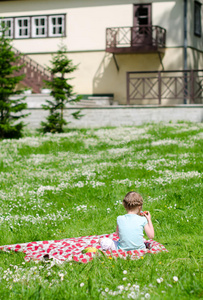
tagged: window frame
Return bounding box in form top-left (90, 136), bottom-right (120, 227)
top-left (15, 17), bottom-right (30, 39)
top-left (32, 16), bottom-right (47, 38)
top-left (0, 14), bottom-right (66, 39)
top-left (0, 18), bottom-right (13, 38)
top-left (48, 15), bottom-right (65, 37)
top-left (194, 1), bottom-right (202, 37)
top-left (133, 4), bottom-right (152, 27)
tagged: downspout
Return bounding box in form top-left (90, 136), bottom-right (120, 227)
top-left (183, 0), bottom-right (188, 70)
top-left (183, 0), bottom-right (188, 104)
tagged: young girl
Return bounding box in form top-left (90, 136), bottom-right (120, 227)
top-left (100, 191), bottom-right (154, 251)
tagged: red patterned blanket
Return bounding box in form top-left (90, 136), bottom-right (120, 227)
top-left (0, 233), bottom-right (168, 263)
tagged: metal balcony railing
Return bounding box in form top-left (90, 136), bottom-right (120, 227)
top-left (126, 70), bottom-right (203, 105)
top-left (106, 25), bottom-right (166, 54)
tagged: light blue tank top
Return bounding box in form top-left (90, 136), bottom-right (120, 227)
top-left (117, 214), bottom-right (148, 251)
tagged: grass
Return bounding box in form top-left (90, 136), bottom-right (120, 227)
top-left (0, 122), bottom-right (202, 299)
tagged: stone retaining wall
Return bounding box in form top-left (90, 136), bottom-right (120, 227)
top-left (13, 94), bottom-right (203, 128)
top-left (23, 106), bottom-right (203, 129)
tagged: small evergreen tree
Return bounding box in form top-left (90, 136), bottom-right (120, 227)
top-left (0, 24), bottom-right (28, 139)
top-left (40, 45), bottom-right (82, 133)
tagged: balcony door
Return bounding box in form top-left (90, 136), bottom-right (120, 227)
top-left (132, 4), bottom-right (152, 47)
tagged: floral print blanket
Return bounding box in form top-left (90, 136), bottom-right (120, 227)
top-left (0, 233), bottom-right (168, 263)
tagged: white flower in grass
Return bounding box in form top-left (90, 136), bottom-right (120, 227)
top-left (123, 277), bottom-right (127, 281)
top-left (132, 284), bottom-right (139, 291)
top-left (156, 278), bottom-right (162, 284)
top-left (127, 292), bottom-right (136, 299)
top-left (173, 276), bottom-right (178, 282)
top-left (123, 270), bottom-right (127, 274)
top-left (80, 282), bottom-right (84, 287)
top-left (145, 293), bottom-right (150, 299)
top-left (105, 288), bottom-right (109, 292)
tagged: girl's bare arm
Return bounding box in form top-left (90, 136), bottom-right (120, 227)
top-left (144, 212), bottom-right (154, 239)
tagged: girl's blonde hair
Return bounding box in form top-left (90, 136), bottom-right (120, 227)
top-left (123, 191), bottom-right (143, 210)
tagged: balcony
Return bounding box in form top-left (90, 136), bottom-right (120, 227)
top-left (106, 25), bottom-right (166, 54)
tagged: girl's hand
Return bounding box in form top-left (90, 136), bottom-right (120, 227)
top-left (140, 210), bottom-right (148, 216)
top-left (144, 211), bottom-right (151, 221)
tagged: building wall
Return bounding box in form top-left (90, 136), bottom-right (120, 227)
top-left (2, 0), bottom-right (201, 52)
top-left (0, 0), bottom-right (185, 52)
top-left (187, 0), bottom-right (203, 70)
top-left (187, 48), bottom-right (203, 70)
top-left (28, 48), bottom-right (184, 104)
top-left (187, 0), bottom-right (203, 53)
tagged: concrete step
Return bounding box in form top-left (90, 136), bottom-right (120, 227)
top-left (11, 94), bottom-right (118, 108)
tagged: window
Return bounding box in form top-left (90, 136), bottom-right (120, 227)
top-left (134, 4), bottom-right (151, 27)
top-left (134, 4), bottom-right (152, 36)
top-left (0, 14), bottom-right (65, 39)
top-left (32, 16), bottom-right (47, 37)
top-left (194, 1), bottom-right (202, 37)
top-left (49, 15), bottom-right (65, 37)
top-left (15, 17), bottom-right (30, 38)
top-left (136, 7), bottom-right (149, 26)
top-left (0, 18), bottom-right (13, 38)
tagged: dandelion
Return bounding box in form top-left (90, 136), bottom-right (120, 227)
top-left (123, 270), bottom-right (127, 274)
top-left (132, 284), bottom-right (139, 291)
top-left (128, 292), bottom-right (136, 299)
top-left (80, 282), bottom-right (84, 287)
top-left (173, 276), bottom-right (178, 282)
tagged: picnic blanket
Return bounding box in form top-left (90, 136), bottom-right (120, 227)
top-left (0, 233), bottom-right (168, 263)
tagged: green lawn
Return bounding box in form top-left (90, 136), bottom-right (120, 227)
top-left (0, 122), bottom-right (202, 299)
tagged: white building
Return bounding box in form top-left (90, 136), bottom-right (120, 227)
top-left (0, 0), bottom-right (203, 104)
